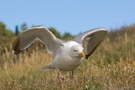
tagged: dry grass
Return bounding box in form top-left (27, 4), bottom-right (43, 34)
top-left (0, 28), bottom-right (135, 90)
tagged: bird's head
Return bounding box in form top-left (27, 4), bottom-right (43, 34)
top-left (62, 41), bottom-right (85, 59)
top-left (70, 44), bottom-right (84, 57)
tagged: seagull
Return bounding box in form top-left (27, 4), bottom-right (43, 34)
top-left (12, 26), bottom-right (107, 80)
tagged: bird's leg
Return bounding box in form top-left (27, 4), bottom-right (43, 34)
top-left (71, 71), bottom-right (74, 80)
top-left (57, 70), bottom-right (64, 89)
top-left (57, 70), bottom-right (64, 80)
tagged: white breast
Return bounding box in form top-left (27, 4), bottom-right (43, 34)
top-left (52, 41), bottom-right (83, 71)
top-left (52, 41), bottom-right (82, 71)
top-left (53, 53), bottom-right (82, 71)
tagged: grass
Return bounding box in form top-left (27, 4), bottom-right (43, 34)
top-left (0, 26), bottom-right (135, 90)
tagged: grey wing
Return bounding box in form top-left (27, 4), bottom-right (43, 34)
top-left (12, 26), bottom-right (60, 54)
top-left (74, 28), bottom-right (107, 59)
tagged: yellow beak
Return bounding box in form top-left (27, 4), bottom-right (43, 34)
top-left (79, 52), bottom-right (85, 57)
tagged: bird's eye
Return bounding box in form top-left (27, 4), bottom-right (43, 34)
top-left (73, 49), bottom-right (78, 52)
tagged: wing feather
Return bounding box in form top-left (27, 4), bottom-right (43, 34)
top-left (74, 28), bottom-right (107, 59)
top-left (12, 26), bottom-right (60, 54)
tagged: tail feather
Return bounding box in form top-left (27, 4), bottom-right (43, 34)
top-left (38, 63), bottom-right (54, 71)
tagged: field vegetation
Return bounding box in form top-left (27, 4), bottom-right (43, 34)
top-left (0, 22), bottom-right (135, 90)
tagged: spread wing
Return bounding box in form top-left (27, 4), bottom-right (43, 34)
top-left (74, 28), bottom-right (107, 59)
top-left (12, 26), bottom-right (61, 54)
